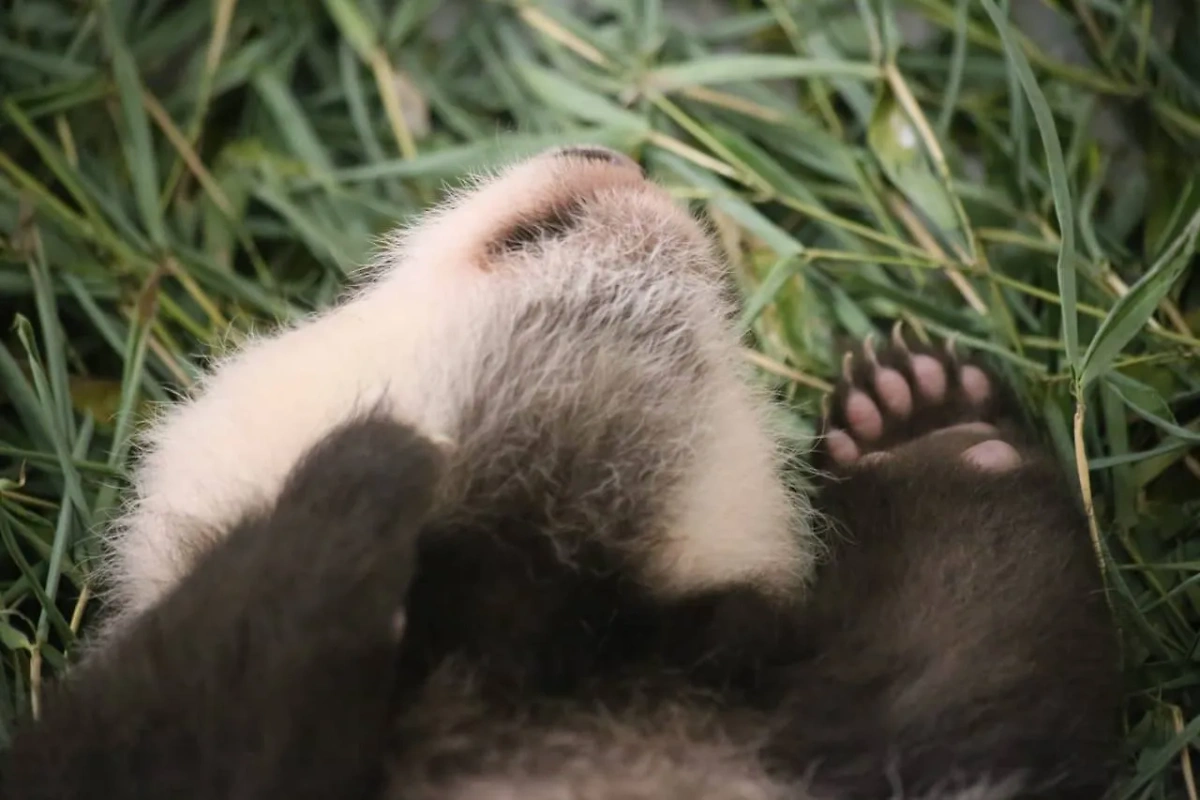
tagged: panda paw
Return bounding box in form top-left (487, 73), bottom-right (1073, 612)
top-left (819, 327), bottom-right (1024, 474)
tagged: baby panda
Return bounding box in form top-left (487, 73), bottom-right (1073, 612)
top-left (97, 145), bottom-right (815, 677)
top-left (1, 147), bottom-right (1121, 800)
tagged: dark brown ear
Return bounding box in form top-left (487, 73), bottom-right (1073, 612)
top-left (2, 414), bottom-right (445, 800)
top-left (480, 145), bottom-right (643, 257)
top-left (489, 197), bottom-right (588, 255)
top-left (549, 145), bottom-right (643, 172)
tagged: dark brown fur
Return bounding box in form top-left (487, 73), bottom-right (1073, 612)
top-left (771, 340), bottom-right (1121, 799)
top-left (0, 339), bottom-right (1121, 800)
top-left (0, 415), bottom-right (446, 800)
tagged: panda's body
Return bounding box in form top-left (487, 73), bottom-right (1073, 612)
top-left (2, 148), bottom-right (1120, 800)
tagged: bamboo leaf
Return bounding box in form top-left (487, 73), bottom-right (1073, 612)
top-left (647, 54), bottom-right (879, 90)
top-left (98, 2), bottom-right (165, 248)
top-left (979, 0), bottom-right (1080, 370)
top-left (1080, 208), bottom-right (1200, 387)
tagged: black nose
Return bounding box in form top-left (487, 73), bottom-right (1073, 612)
top-left (551, 145), bottom-right (642, 173)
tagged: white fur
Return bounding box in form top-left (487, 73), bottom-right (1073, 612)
top-left (101, 148), bottom-right (816, 630)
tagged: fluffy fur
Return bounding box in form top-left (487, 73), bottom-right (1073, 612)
top-left (2, 147), bottom-right (1122, 800)
top-left (102, 145), bottom-right (813, 637)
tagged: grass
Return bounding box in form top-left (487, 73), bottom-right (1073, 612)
top-left (0, 0), bottom-right (1198, 794)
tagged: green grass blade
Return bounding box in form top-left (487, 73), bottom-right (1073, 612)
top-left (98, 2), bottom-right (166, 249)
top-left (647, 54), bottom-right (880, 91)
top-left (979, 0), bottom-right (1080, 370)
top-left (1106, 374), bottom-right (1200, 444)
top-left (739, 254), bottom-right (806, 332)
top-left (1079, 208), bottom-right (1200, 387)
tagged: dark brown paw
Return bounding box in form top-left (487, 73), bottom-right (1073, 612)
top-left (820, 327), bottom-right (1022, 474)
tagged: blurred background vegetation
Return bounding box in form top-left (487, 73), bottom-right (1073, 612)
top-left (1, 0), bottom-right (1198, 795)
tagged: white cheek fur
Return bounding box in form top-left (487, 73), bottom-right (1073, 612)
top-left (99, 149), bottom-right (817, 631)
top-left (108, 259), bottom-right (490, 619)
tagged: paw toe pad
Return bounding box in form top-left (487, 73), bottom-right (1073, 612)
top-left (845, 390), bottom-right (884, 442)
top-left (911, 354), bottom-right (947, 402)
top-left (821, 335), bottom-right (1018, 471)
top-left (873, 367), bottom-right (913, 417)
top-left (962, 440), bottom-right (1021, 473)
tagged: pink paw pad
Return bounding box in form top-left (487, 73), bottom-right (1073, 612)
top-left (960, 365), bottom-right (991, 405)
top-left (962, 440), bottom-right (1021, 472)
top-left (845, 390), bottom-right (883, 441)
top-left (911, 355), bottom-right (947, 402)
top-left (874, 367), bottom-right (913, 417)
top-left (825, 429), bottom-right (860, 466)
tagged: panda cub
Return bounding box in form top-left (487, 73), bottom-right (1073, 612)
top-left (2, 147), bottom-right (1121, 800)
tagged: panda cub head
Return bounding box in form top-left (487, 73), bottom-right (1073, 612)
top-left (98, 144), bottom-right (817, 643)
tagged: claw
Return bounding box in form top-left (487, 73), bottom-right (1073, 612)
top-left (842, 351), bottom-right (855, 384)
top-left (863, 333), bottom-right (878, 366)
top-left (944, 334), bottom-right (960, 364)
top-left (891, 320), bottom-right (909, 354)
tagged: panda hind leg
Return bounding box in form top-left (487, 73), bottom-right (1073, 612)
top-left (771, 332), bottom-right (1122, 799)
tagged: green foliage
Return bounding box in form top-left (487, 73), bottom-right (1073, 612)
top-left (1, 0), bottom-right (1198, 792)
